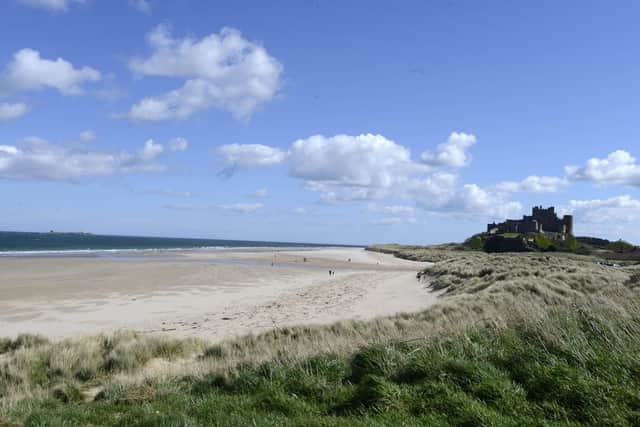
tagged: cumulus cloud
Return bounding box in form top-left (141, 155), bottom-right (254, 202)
top-left (440, 184), bottom-right (522, 219)
top-left (19, 0), bottom-right (84, 11)
top-left (0, 49), bottom-right (100, 96)
top-left (289, 134), bottom-right (421, 188)
top-left (290, 133), bottom-right (518, 218)
top-left (496, 175), bottom-right (569, 193)
top-left (407, 173), bottom-right (520, 219)
top-left (404, 172), bottom-right (459, 207)
top-left (248, 188), bottom-right (268, 198)
top-left (129, 0), bottom-right (151, 14)
top-left (168, 137), bottom-right (188, 151)
top-left (0, 137), bottom-right (165, 180)
top-left (561, 195), bottom-right (640, 224)
top-left (420, 132), bottom-right (477, 168)
top-left (566, 150), bottom-right (640, 187)
top-left (124, 25), bottom-right (282, 121)
top-left (0, 102), bottom-right (28, 121)
top-left (139, 139), bottom-right (163, 161)
top-left (79, 130), bottom-right (96, 142)
top-left (218, 143), bottom-right (286, 176)
top-left (219, 202), bottom-right (263, 214)
top-left (217, 132), bottom-right (521, 219)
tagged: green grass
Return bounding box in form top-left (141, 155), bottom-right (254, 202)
top-left (607, 239), bottom-right (637, 253)
top-left (12, 304), bottom-right (640, 426)
top-left (501, 232), bottom-right (521, 238)
top-left (3, 248), bottom-right (640, 425)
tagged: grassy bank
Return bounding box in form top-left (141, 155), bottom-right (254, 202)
top-left (2, 249), bottom-right (640, 425)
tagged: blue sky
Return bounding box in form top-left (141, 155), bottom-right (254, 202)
top-left (1, 0), bottom-right (640, 245)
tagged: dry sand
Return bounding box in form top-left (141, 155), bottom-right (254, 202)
top-left (0, 247), bottom-right (437, 341)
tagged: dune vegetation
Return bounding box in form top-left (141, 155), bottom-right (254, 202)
top-left (2, 248), bottom-right (640, 425)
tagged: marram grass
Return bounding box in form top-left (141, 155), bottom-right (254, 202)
top-left (2, 249), bottom-right (640, 426)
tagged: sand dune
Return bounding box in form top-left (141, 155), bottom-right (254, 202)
top-left (0, 247), bottom-right (437, 340)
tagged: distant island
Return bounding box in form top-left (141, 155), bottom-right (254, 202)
top-left (48, 231), bottom-right (93, 235)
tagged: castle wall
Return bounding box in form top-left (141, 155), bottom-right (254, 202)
top-left (532, 207), bottom-right (561, 232)
top-left (488, 206), bottom-right (573, 237)
top-left (518, 219), bottom-right (539, 233)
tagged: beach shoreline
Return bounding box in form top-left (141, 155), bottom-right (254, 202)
top-left (0, 247), bottom-right (437, 341)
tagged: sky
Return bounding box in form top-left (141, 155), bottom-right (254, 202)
top-left (1, 0), bottom-right (640, 245)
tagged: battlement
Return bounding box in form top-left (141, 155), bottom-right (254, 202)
top-left (487, 206), bottom-right (573, 239)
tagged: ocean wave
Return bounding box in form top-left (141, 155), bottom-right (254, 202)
top-left (0, 246), bottom-right (230, 256)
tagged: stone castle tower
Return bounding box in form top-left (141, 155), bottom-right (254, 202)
top-left (487, 206), bottom-right (573, 239)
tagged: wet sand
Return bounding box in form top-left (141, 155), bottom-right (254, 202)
top-left (0, 247), bottom-right (437, 340)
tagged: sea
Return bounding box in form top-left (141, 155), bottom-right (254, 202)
top-left (0, 231), bottom-right (350, 256)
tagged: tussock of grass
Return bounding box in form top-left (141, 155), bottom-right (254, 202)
top-left (367, 243), bottom-right (461, 262)
top-left (0, 330), bottom-right (205, 418)
top-left (2, 249), bottom-right (640, 425)
top-left (0, 334), bottom-right (49, 356)
top-left (12, 301), bottom-right (640, 426)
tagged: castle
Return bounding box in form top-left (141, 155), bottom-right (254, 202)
top-left (487, 206), bottom-right (573, 240)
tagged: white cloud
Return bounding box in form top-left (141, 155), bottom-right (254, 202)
top-left (566, 150), bottom-right (640, 187)
top-left (402, 172), bottom-right (459, 208)
top-left (217, 132), bottom-right (521, 219)
top-left (561, 195), bottom-right (640, 224)
top-left (290, 134), bottom-right (518, 218)
top-left (218, 143), bottom-right (286, 176)
top-left (0, 138), bottom-right (165, 180)
top-left (420, 132), bottom-right (477, 168)
top-left (168, 137), bottom-right (188, 152)
top-left (1, 49), bottom-right (100, 95)
top-left (129, 0), bottom-right (151, 14)
top-left (409, 175), bottom-right (521, 219)
top-left (79, 130), bottom-right (96, 142)
top-left (496, 175), bottom-right (569, 193)
top-left (124, 25), bottom-right (282, 121)
top-left (442, 184), bottom-right (522, 219)
top-left (289, 134), bottom-right (421, 188)
top-left (219, 202), bottom-right (263, 214)
top-left (0, 102), bottom-right (28, 121)
top-left (19, 0), bottom-right (84, 11)
top-left (293, 207), bottom-right (307, 215)
top-left (248, 188), bottom-right (268, 198)
top-left (139, 139), bottom-right (164, 161)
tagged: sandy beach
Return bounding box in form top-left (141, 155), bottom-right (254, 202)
top-left (0, 247), bottom-right (436, 341)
